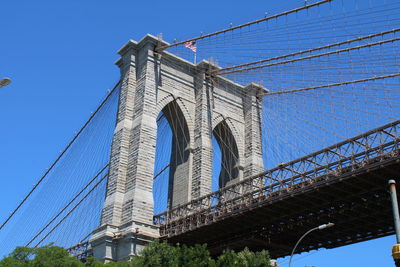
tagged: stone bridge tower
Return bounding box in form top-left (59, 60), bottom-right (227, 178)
top-left (90, 35), bottom-right (266, 262)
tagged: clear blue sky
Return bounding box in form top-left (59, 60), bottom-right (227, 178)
top-left (0, 0), bottom-right (397, 266)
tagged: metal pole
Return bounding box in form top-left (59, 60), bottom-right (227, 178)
top-left (389, 180), bottom-right (400, 242)
top-left (389, 180), bottom-right (400, 266)
top-left (288, 223), bottom-right (334, 267)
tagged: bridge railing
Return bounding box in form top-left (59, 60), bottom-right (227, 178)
top-left (154, 120), bottom-right (400, 231)
top-left (67, 241), bottom-right (91, 261)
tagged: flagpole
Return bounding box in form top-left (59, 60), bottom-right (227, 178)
top-left (184, 41), bottom-right (197, 64)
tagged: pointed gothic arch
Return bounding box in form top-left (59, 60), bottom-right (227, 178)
top-left (212, 119), bottom-right (240, 188)
top-left (153, 98), bottom-right (191, 212)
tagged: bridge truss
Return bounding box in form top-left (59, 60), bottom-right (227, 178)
top-left (154, 120), bottom-right (400, 257)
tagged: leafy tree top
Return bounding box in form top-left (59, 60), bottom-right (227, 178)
top-left (0, 242), bottom-right (271, 267)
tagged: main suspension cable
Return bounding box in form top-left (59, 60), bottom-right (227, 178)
top-left (25, 164), bottom-right (109, 247)
top-left (215, 28), bottom-right (400, 74)
top-left (260, 73), bottom-right (400, 96)
top-left (0, 81), bottom-right (121, 231)
top-left (156, 0), bottom-right (332, 51)
top-left (218, 38), bottom-right (400, 75)
top-left (33, 173), bottom-right (108, 248)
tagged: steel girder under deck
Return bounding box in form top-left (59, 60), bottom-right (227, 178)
top-left (164, 154), bottom-right (400, 257)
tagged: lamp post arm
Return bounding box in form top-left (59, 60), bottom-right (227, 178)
top-left (288, 227), bottom-right (319, 267)
top-left (288, 223), bottom-right (334, 267)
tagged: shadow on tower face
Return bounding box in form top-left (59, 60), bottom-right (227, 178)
top-left (213, 120), bottom-right (239, 188)
top-left (161, 100), bottom-right (191, 208)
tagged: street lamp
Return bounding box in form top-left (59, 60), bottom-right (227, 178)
top-left (0, 77), bottom-right (11, 88)
top-left (288, 222), bottom-right (335, 267)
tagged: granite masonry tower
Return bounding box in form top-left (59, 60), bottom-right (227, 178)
top-left (90, 35), bottom-right (266, 262)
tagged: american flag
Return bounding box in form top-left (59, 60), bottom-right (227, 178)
top-left (184, 40), bottom-right (197, 52)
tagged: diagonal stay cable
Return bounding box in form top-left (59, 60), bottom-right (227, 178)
top-left (25, 164), bottom-right (109, 247)
top-left (33, 172), bottom-right (109, 248)
top-left (153, 164), bottom-right (170, 180)
top-left (0, 80), bottom-right (121, 231)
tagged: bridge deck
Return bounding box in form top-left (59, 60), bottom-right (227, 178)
top-left (154, 120), bottom-right (400, 257)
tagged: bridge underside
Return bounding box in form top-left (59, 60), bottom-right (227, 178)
top-left (162, 152), bottom-right (400, 258)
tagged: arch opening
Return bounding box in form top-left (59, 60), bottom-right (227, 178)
top-left (212, 120), bottom-right (240, 190)
top-left (153, 100), bottom-right (191, 214)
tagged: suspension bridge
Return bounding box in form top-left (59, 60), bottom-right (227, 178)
top-left (0, 0), bottom-right (399, 263)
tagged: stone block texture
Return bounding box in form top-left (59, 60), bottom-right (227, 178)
top-left (90, 35), bottom-right (266, 262)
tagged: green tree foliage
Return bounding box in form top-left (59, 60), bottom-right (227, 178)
top-left (133, 240), bottom-right (179, 267)
top-left (178, 244), bottom-right (214, 267)
top-left (216, 248), bottom-right (271, 267)
top-left (0, 245), bottom-right (83, 267)
top-left (0, 242), bottom-right (271, 267)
